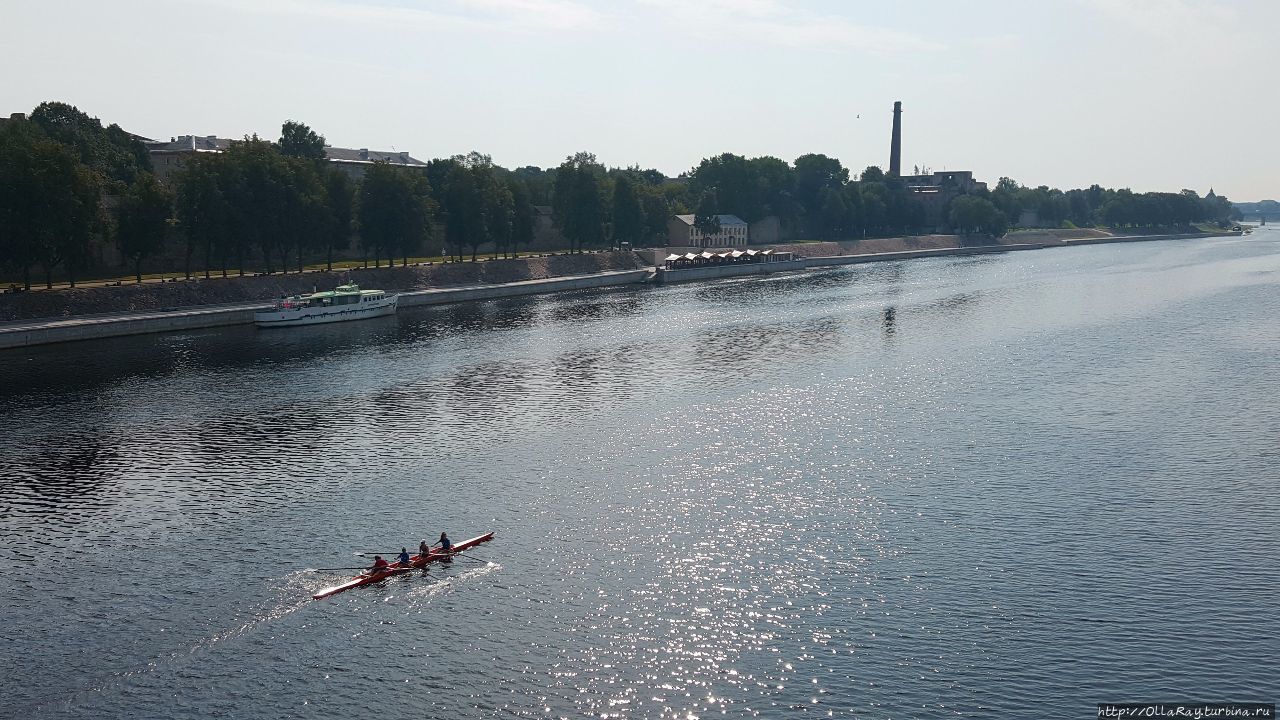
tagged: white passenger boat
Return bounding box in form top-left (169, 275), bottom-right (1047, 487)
top-left (254, 284), bottom-right (397, 328)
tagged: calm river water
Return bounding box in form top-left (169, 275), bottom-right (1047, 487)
top-left (2, 230), bottom-right (1277, 719)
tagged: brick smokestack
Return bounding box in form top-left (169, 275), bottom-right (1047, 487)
top-left (889, 101), bottom-right (902, 177)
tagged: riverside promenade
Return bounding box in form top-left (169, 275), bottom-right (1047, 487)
top-left (0, 269), bottom-right (651, 350)
top-left (0, 231), bottom-right (1238, 350)
top-left (654, 231), bottom-right (1236, 283)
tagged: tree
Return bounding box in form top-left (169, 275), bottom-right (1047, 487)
top-left (639, 183), bottom-right (679, 245)
top-left (29, 101), bottom-right (152, 187)
top-left (693, 190), bottom-right (721, 246)
top-left (173, 153), bottom-right (236, 278)
top-left (749, 155), bottom-right (799, 223)
top-left (279, 120), bottom-right (327, 161)
top-left (321, 168), bottom-right (354, 271)
top-left (221, 136), bottom-right (324, 274)
top-left (0, 118), bottom-right (45, 289)
top-left (610, 174), bottom-right (645, 249)
top-left (817, 187), bottom-right (847, 239)
top-left (358, 162), bottom-right (436, 268)
top-left (841, 182), bottom-right (865, 238)
top-left (442, 162), bottom-right (481, 262)
top-left (511, 165), bottom-right (555, 205)
top-left (794, 154), bottom-right (848, 235)
top-left (115, 172), bottom-right (173, 282)
top-left (552, 152), bottom-right (608, 253)
top-left (859, 181), bottom-right (888, 236)
top-left (948, 195), bottom-right (1007, 238)
top-left (509, 179), bottom-right (536, 257)
top-left (0, 119), bottom-right (101, 289)
top-left (689, 153), bottom-right (756, 221)
top-left (472, 162), bottom-right (512, 261)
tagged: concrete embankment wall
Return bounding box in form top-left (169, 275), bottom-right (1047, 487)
top-left (0, 269), bottom-right (652, 351)
top-left (0, 304), bottom-right (261, 350)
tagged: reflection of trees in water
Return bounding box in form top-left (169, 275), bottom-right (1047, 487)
top-left (442, 359), bottom-right (537, 424)
top-left (2, 433), bottom-right (122, 521)
top-left (546, 291), bottom-right (643, 324)
top-left (693, 316), bottom-right (845, 371)
top-left (427, 296), bottom-right (539, 335)
top-left (690, 268), bottom-right (857, 305)
top-left (882, 306), bottom-right (896, 339)
top-left (861, 262), bottom-right (905, 297)
top-left (552, 349), bottom-right (605, 391)
top-left (177, 401), bottom-right (348, 485)
top-left (919, 290), bottom-right (982, 316)
top-left (0, 318), bottom-right (403, 400)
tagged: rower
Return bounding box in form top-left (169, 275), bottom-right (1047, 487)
top-left (397, 547), bottom-right (411, 566)
top-left (418, 540), bottom-right (431, 558)
top-left (438, 532), bottom-right (452, 552)
top-left (367, 555), bottom-right (390, 574)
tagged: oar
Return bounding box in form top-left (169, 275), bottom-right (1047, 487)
top-left (309, 566), bottom-right (376, 572)
top-left (445, 552), bottom-right (490, 564)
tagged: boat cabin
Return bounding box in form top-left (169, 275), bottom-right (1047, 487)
top-left (277, 284), bottom-right (386, 310)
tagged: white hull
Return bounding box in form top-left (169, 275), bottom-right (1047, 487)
top-left (254, 296), bottom-right (398, 328)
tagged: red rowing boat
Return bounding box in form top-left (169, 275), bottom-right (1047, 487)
top-left (311, 532), bottom-right (495, 600)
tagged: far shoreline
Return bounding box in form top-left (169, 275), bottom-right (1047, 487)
top-left (0, 228), bottom-right (1242, 351)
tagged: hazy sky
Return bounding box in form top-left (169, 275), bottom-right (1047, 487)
top-left (2, 0), bottom-right (1276, 200)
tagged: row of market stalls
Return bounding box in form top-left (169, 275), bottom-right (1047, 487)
top-left (662, 249), bottom-right (796, 270)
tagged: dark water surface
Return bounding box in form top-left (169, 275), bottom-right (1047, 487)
top-left (2, 231), bottom-right (1277, 718)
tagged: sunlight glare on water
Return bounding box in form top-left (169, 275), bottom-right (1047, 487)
top-left (1, 231), bottom-right (1278, 718)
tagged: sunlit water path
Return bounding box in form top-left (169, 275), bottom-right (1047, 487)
top-left (2, 229), bottom-right (1277, 718)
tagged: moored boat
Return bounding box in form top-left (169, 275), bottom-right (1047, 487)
top-left (311, 531), bottom-right (495, 600)
top-left (254, 283), bottom-right (397, 328)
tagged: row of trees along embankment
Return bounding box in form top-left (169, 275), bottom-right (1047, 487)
top-left (0, 102), bottom-right (1244, 290)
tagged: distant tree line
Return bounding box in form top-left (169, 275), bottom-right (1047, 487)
top-left (988, 178), bottom-right (1237, 231)
top-left (0, 101), bottom-right (1245, 290)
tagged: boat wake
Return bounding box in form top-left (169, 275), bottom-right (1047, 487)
top-left (39, 571), bottom-right (316, 716)
top-left (402, 561), bottom-right (502, 604)
top-left (36, 563), bottom-right (501, 715)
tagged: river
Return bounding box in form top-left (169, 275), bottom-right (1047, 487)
top-left (1, 229), bottom-right (1276, 718)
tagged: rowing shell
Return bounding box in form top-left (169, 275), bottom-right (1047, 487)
top-left (311, 532), bottom-right (495, 600)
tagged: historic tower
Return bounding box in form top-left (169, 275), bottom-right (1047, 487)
top-left (889, 101), bottom-right (902, 177)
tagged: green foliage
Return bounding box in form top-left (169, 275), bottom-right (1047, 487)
top-left (610, 174), bottom-right (645, 249)
top-left (322, 168), bottom-right (355, 270)
top-left (358, 162), bottom-right (436, 267)
top-left (993, 176), bottom-right (1225, 230)
top-left (222, 136), bottom-right (327, 274)
top-left (29, 101), bottom-right (151, 187)
top-left (0, 116), bottom-right (102, 288)
top-left (552, 152), bottom-right (608, 253)
top-left (172, 136), bottom-right (330, 276)
top-left (948, 195), bottom-right (1007, 238)
top-left (114, 172), bottom-right (173, 282)
top-left (793, 154), bottom-right (848, 235)
top-left (817, 187), bottom-right (846, 240)
top-left (509, 179), bottom-right (536, 255)
top-left (693, 190), bottom-right (721, 242)
top-left (473, 161), bottom-right (513, 261)
top-left (173, 153), bottom-right (235, 278)
top-left (511, 165), bottom-right (554, 205)
top-left (687, 154), bottom-right (796, 225)
top-left (279, 120), bottom-right (327, 161)
top-left (6, 100), bottom-right (1250, 282)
